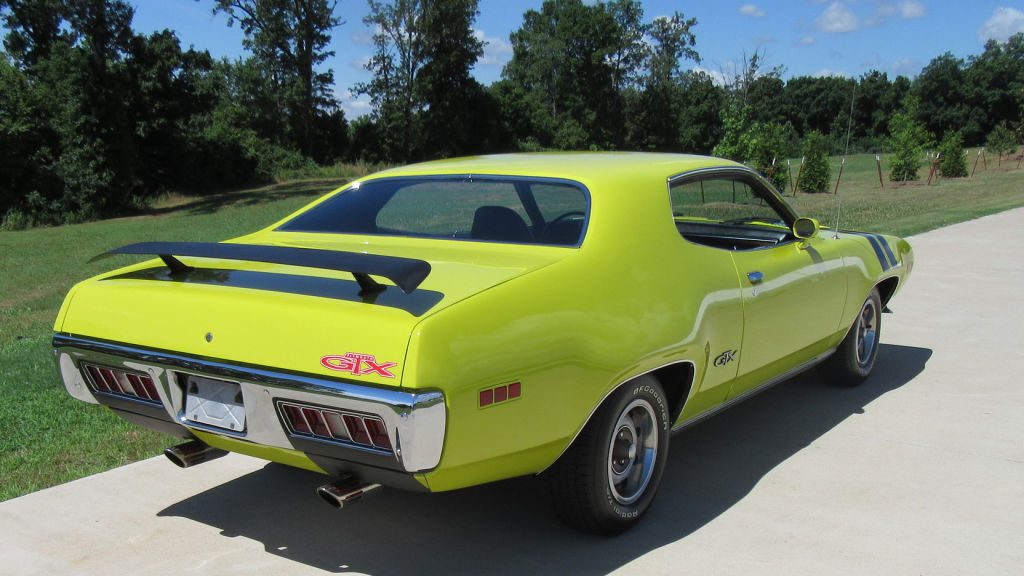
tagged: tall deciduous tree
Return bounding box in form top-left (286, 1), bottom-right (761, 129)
top-left (213, 0), bottom-right (343, 159)
top-left (356, 0), bottom-right (485, 161)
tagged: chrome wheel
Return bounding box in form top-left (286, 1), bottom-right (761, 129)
top-left (855, 298), bottom-right (879, 365)
top-left (607, 398), bottom-right (658, 505)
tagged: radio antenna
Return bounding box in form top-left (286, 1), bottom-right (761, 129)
top-left (833, 81), bottom-right (856, 238)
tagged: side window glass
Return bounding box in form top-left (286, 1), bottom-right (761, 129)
top-left (670, 178), bottom-right (784, 225)
top-left (670, 176), bottom-right (790, 250)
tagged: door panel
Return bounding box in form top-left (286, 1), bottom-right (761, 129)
top-left (729, 235), bottom-right (847, 395)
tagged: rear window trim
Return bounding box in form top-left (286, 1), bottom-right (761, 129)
top-left (275, 174), bottom-right (592, 249)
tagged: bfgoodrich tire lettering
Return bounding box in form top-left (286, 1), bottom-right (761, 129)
top-left (547, 375), bottom-right (670, 535)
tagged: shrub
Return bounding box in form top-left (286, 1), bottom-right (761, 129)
top-left (799, 131), bottom-right (831, 193)
top-left (888, 97), bottom-right (931, 181)
top-left (937, 132), bottom-right (968, 177)
top-left (986, 122), bottom-right (1018, 160)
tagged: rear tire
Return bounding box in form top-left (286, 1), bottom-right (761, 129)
top-left (547, 375), bottom-right (670, 535)
top-left (825, 287), bottom-right (882, 386)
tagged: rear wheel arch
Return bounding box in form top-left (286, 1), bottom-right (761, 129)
top-left (648, 361), bottom-right (695, 425)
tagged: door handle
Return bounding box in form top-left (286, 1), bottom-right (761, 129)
top-left (747, 271), bottom-right (764, 284)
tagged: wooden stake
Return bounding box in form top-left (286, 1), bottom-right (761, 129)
top-left (700, 180), bottom-right (705, 204)
top-left (972, 149), bottom-right (981, 177)
top-left (833, 157), bottom-right (846, 195)
top-left (1017, 146), bottom-right (1023, 169)
top-left (787, 159), bottom-right (794, 192)
top-left (792, 156), bottom-right (805, 196)
top-left (926, 154), bottom-right (939, 185)
top-left (876, 155), bottom-right (884, 189)
top-left (981, 147), bottom-right (988, 170)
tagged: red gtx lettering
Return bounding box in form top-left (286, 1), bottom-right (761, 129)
top-left (320, 353), bottom-right (397, 378)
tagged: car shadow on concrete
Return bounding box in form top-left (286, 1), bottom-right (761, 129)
top-left (159, 343), bottom-right (931, 575)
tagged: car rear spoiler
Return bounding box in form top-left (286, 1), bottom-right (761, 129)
top-left (90, 241), bottom-right (431, 294)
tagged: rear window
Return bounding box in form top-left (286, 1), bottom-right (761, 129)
top-left (279, 177), bottom-right (589, 246)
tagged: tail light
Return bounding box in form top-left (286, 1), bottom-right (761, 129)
top-left (278, 401), bottom-right (393, 452)
top-left (81, 363), bottom-right (161, 404)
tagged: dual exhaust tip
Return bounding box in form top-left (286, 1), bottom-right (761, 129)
top-left (164, 440), bottom-right (227, 468)
top-left (165, 440), bottom-right (381, 509)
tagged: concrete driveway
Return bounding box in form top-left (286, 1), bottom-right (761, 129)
top-left (2, 208), bottom-right (1022, 575)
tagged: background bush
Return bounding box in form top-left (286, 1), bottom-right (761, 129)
top-left (799, 131), bottom-right (831, 193)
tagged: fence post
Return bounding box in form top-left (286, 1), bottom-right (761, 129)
top-left (876, 155), bottom-right (884, 189)
top-left (833, 157), bottom-right (846, 195)
top-left (792, 156), bottom-right (805, 197)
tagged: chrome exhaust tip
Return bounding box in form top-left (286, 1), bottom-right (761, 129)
top-left (164, 440), bottom-right (228, 468)
top-left (317, 477), bottom-right (382, 509)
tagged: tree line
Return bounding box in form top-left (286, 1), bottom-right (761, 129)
top-left (1, 0), bottom-right (1022, 227)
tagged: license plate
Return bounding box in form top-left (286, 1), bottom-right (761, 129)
top-left (183, 375), bottom-right (246, 432)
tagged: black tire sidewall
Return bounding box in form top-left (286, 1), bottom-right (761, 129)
top-left (588, 376), bottom-right (670, 531)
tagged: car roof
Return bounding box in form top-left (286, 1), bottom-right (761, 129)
top-left (365, 152), bottom-right (743, 187)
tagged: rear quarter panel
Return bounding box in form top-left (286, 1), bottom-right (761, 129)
top-left (408, 171), bottom-right (733, 491)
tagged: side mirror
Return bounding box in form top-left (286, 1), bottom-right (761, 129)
top-left (792, 217), bottom-right (820, 240)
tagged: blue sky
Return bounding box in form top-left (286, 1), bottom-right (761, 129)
top-left (129, 1), bottom-right (1024, 118)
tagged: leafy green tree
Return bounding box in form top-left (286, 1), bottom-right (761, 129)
top-left (356, 0), bottom-right (486, 162)
top-left (500, 0), bottom-right (635, 150)
top-left (986, 122), bottom-right (1018, 161)
top-left (415, 0), bottom-right (485, 158)
top-left (888, 97), bottom-right (931, 181)
top-left (626, 11), bottom-right (699, 151)
top-left (913, 53), bottom-right (969, 141)
top-left (799, 131), bottom-right (831, 193)
top-left (213, 0), bottom-right (344, 159)
top-left (711, 103), bottom-right (753, 161)
top-left (937, 132), bottom-right (968, 177)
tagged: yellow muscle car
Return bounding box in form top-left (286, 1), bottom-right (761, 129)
top-left (52, 153), bottom-right (912, 534)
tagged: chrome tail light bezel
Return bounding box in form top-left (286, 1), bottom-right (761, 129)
top-left (277, 401), bottom-right (394, 453)
top-left (80, 362), bottom-right (162, 405)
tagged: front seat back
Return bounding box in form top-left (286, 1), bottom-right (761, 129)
top-left (471, 206), bottom-right (532, 243)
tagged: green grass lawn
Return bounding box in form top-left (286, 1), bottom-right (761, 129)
top-left (1, 152), bottom-right (1022, 501)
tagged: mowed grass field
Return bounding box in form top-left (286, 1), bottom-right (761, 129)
top-left (1, 151), bottom-right (1022, 501)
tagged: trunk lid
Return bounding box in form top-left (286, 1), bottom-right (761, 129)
top-left (59, 232), bottom-right (568, 386)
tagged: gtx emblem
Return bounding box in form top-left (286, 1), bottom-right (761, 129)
top-left (321, 353), bottom-right (397, 378)
top-left (714, 349), bottom-right (737, 367)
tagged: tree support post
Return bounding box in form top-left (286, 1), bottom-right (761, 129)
top-left (792, 156), bottom-right (805, 197)
top-left (876, 155), bottom-right (884, 189)
top-left (833, 157), bottom-right (846, 195)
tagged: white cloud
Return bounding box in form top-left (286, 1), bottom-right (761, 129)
top-left (890, 57), bottom-right (921, 75)
top-left (814, 68), bottom-right (849, 78)
top-left (338, 89), bottom-right (372, 119)
top-left (817, 2), bottom-right (860, 33)
top-left (349, 56), bottom-right (371, 72)
top-left (739, 4), bottom-right (765, 18)
top-left (897, 1), bottom-right (925, 19)
top-left (979, 7), bottom-right (1024, 42)
top-left (798, 35), bottom-right (817, 45)
top-left (473, 29), bottom-right (513, 66)
top-left (867, 1), bottom-right (925, 26)
top-left (692, 66), bottom-right (729, 87)
top-left (351, 29), bottom-right (374, 46)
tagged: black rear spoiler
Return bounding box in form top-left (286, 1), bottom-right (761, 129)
top-left (90, 241), bottom-right (431, 294)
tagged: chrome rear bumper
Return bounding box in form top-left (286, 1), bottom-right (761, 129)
top-left (52, 334), bottom-right (446, 473)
